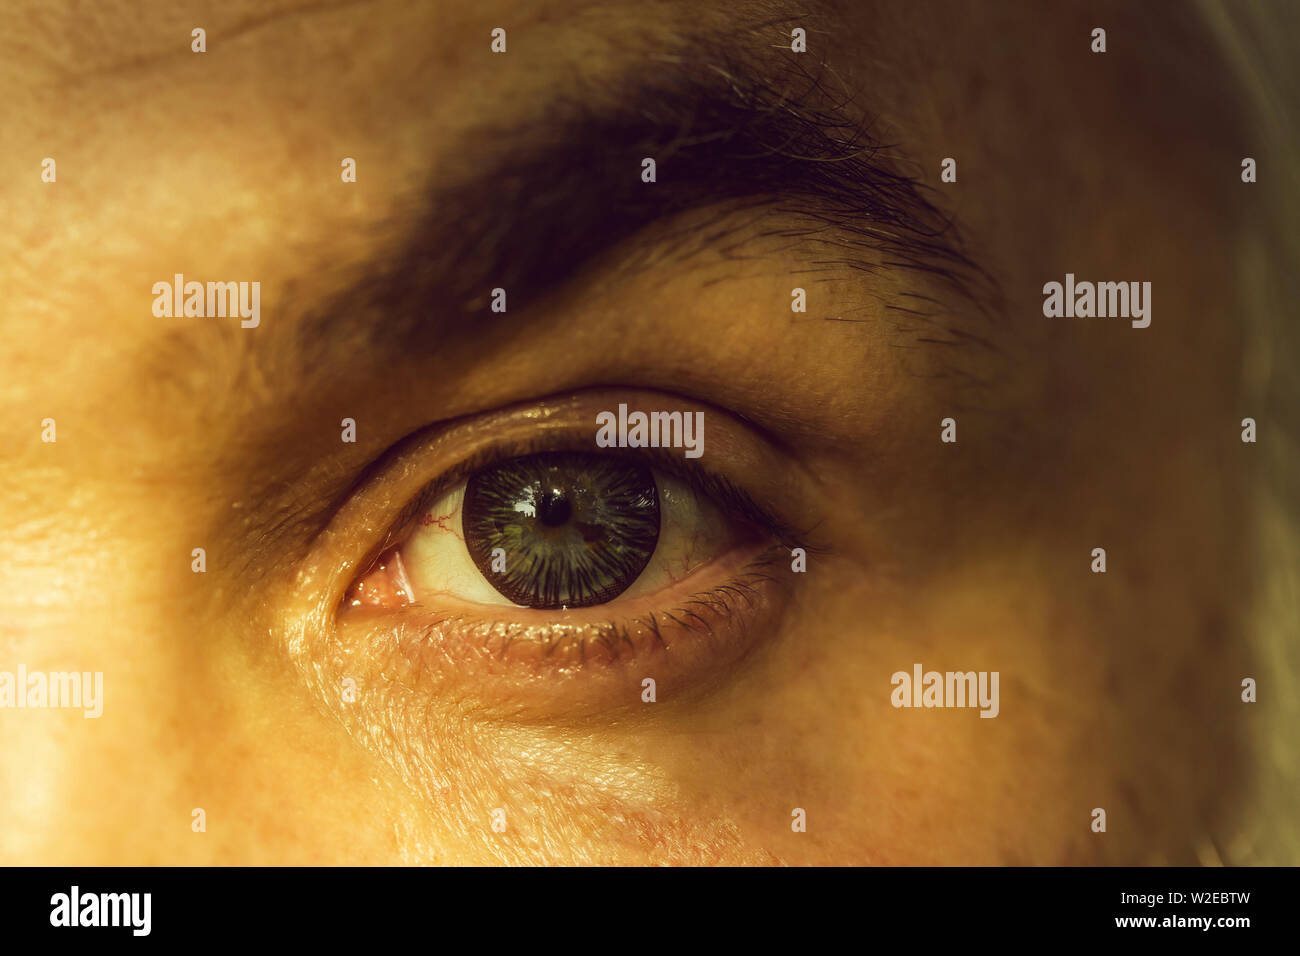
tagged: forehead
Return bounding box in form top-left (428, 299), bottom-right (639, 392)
top-left (0, 0), bottom-right (782, 340)
top-left (10, 0), bottom-right (735, 124)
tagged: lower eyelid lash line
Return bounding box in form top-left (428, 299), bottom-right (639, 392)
top-left (404, 548), bottom-right (784, 666)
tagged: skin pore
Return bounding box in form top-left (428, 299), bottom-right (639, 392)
top-left (0, 0), bottom-right (1255, 864)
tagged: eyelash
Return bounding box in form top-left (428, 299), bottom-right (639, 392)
top-left (400, 548), bottom-right (786, 667)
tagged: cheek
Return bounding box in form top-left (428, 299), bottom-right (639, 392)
top-left (433, 722), bottom-right (790, 865)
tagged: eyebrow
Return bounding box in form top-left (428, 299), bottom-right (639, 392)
top-left (291, 26), bottom-right (1000, 372)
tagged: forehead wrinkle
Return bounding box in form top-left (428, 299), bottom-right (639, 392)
top-left (31, 0), bottom-right (384, 84)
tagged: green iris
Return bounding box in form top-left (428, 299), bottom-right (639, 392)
top-left (462, 452), bottom-right (660, 608)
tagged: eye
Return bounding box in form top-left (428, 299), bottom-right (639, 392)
top-left (462, 453), bottom-right (659, 609)
top-left (310, 391), bottom-right (815, 719)
top-left (345, 450), bottom-right (753, 612)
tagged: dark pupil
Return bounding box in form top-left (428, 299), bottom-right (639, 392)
top-left (537, 490), bottom-right (571, 527)
top-left (462, 452), bottom-right (659, 609)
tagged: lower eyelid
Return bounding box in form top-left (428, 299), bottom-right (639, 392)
top-left (333, 543), bottom-right (792, 720)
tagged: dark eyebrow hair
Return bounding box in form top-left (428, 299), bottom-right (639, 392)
top-left (292, 23), bottom-right (1000, 371)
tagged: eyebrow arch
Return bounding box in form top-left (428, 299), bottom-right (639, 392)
top-left (298, 26), bottom-right (998, 367)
